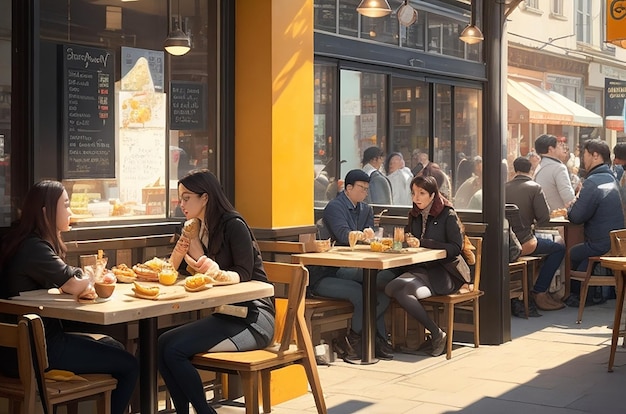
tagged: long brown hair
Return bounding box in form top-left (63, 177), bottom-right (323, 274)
top-left (178, 169), bottom-right (249, 258)
top-left (0, 180), bottom-right (68, 269)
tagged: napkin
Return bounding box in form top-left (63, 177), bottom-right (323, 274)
top-left (44, 369), bottom-right (88, 382)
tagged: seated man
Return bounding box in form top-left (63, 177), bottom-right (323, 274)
top-left (568, 139), bottom-right (624, 302)
top-left (506, 157), bottom-right (565, 311)
top-left (308, 169), bottom-right (394, 361)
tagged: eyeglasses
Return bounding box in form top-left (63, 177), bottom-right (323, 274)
top-left (354, 183), bottom-right (369, 192)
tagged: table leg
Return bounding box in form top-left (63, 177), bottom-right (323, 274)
top-left (563, 224), bottom-right (571, 299)
top-left (139, 318), bottom-right (158, 413)
top-left (360, 269), bottom-right (378, 365)
top-left (609, 270), bottom-right (625, 372)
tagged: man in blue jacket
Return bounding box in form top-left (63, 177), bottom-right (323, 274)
top-left (568, 139), bottom-right (624, 274)
top-left (310, 169), bottom-right (394, 361)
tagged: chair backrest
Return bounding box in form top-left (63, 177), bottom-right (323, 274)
top-left (262, 261), bottom-right (308, 354)
top-left (610, 229), bottom-right (626, 256)
top-left (257, 241), bottom-right (306, 264)
top-left (20, 314), bottom-right (52, 412)
top-left (468, 237), bottom-right (483, 291)
top-left (0, 317), bottom-right (36, 409)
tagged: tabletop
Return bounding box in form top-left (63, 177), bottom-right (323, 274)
top-left (0, 280), bottom-right (274, 324)
top-left (292, 245), bottom-right (447, 269)
top-left (600, 257), bottom-right (626, 269)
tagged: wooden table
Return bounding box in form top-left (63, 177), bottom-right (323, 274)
top-left (599, 257), bottom-right (626, 372)
top-left (292, 245), bottom-right (446, 364)
top-left (0, 280), bottom-right (274, 414)
top-left (544, 217), bottom-right (584, 298)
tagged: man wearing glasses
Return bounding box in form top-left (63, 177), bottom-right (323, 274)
top-left (533, 134), bottom-right (576, 211)
top-left (308, 169), bottom-right (394, 362)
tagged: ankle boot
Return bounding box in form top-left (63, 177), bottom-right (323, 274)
top-left (532, 291), bottom-right (565, 311)
top-left (344, 330), bottom-right (362, 361)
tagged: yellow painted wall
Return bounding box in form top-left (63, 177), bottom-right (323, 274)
top-left (235, 0), bottom-right (314, 228)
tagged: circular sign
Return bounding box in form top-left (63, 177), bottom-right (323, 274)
top-left (397, 4), bottom-right (418, 27)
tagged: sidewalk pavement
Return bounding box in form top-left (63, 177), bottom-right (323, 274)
top-left (209, 299), bottom-right (626, 414)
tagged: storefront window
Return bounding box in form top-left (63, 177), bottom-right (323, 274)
top-left (452, 87), bottom-right (483, 211)
top-left (339, 69), bottom-right (387, 202)
top-left (37, 0), bottom-right (216, 223)
top-left (0, 0), bottom-right (10, 226)
top-left (314, 63), bottom-right (338, 207)
top-left (390, 77), bottom-right (429, 205)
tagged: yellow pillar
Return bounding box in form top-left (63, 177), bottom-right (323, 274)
top-left (235, 0), bottom-right (314, 229)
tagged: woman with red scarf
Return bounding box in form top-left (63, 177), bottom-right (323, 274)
top-left (384, 175), bottom-right (470, 357)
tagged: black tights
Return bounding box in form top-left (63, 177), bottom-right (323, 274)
top-left (386, 275), bottom-right (442, 339)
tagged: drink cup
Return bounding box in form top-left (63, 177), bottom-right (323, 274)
top-left (349, 231), bottom-right (360, 250)
top-left (393, 227), bottom-right (405, 250)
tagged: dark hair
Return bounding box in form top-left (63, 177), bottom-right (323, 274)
top-left (513, 157), bottom-right (532, 173)
top-left (614, 143), bottom-right (626, 161)
top-left (420, 163), bottom-right (445, 189)
top-left (178, 169), bottom-right (242, 257)
top-left (410, 175), bottom-right (439, 197)
top-left (384, 152), bottom-right (403, 174)
top-left (581, 138), bottom-right (611, 164)
top-left (362, 146), bottom-right (384, 165)
top-left (0, 180), bottom-right (67, 268)
top-left (534, 134), bottom-right (557, 155)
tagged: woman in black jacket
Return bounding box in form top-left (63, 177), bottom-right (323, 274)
top-left (385, 176), bottom-right (470, 357)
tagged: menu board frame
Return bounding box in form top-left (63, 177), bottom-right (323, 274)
top-left (62, 44), bottom-right (116, 179)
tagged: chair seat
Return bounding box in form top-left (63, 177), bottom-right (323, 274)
top-left (47, 374), bottom-right (117, 400)
top-left (422, 290), bottom-right (484, 304)
top-left (193, 344), bottom-right (303, 371)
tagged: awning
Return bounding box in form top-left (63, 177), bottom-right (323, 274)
top-left (507, 79), bottom-right (603, 127)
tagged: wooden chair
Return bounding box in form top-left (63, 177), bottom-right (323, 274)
top-left (191, 261), bottom-right (327, 414)
top-left (420, 236), bottom-right (484, 360)
top-left (570, 229), bottom-right (626, 323)
top-left (0, 314), bottom-right (118, 414)
top-left (509, 259), bottom-right (530, 318)
top-left (257, 240), bottom-right (354, 345)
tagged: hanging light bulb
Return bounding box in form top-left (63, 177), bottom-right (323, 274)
top-left (356, 0), bottom-right (392, 18)
top-left (459, 1), bottom-right (484, 44)
top-left (164, 0), bottom-right (191, 56)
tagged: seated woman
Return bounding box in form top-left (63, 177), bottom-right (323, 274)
top-left (384, 176), bottom-right (470, 357)
top-left (158, 169), bottom-right (275, 414)
top-left (0, 180), bottom-right (139, 414)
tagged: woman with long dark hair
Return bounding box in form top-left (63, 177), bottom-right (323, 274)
top-left (0, 180), bottom-right (139, 414)
top-left (158, 169), bottom-right (275, 414)
top-left (384, 176), bottom-right (470, 357)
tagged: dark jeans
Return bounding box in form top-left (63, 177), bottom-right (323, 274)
top-left (46, 332), bottom-right (139, 414)
top-left (532, 238), bottom-right (566, 293)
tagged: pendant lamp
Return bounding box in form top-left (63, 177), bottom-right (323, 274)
top-left (459, 1), bottom-right (484, 44)
top-left (357, 0), bottom-right (392, 18)
top-left (164, 0), bottom-right (191, 56)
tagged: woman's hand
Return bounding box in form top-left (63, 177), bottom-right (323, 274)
top-left (185, 254), bottom-right (220, 275)
top-left (405, 234), bottom-right (420, 248)
top-left (77, 285), bottom-right (97, 301)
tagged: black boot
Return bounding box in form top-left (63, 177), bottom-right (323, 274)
top-left (343, 330), bottom-right (362, 361)
top-left (375, 334), bottom-right (394, 360)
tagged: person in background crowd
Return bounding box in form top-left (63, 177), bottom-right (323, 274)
top-left (411, 149), bottom-right (424, 176)
top-left (567, 139), bottom-right (624, 305)
top-left (613, 142), bottom-right (626, 226)
top-left (384, 176), bottom-right (470, 357)
top-left (310, 169), bottom-right (395, 361)
top-left (385, 152), bottom-right (413, 205)
top-left (527, 150), bottom-right (541, 175)
top-left (455, 152), bottom-right (473, 191)
top-left (533, 134), bottom-right (576, 211)
top-left (506, 157), bottom-right (565, 311)
top-left (454, 155), bottom-right (483, 209)
top-left (158, 169), bottom-right (275, 414)
top-left (361, 146), bottom-right (393, 205)
top-left (0, 180), bottom-right (139, 414)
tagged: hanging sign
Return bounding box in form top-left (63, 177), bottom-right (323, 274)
top-left (607, 0), bottom-right (626, 48)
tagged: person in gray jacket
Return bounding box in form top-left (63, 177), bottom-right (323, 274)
top-left (533, 134), bottom-right (576, 211)
top-left (362, 146), bottom-right (393, 205)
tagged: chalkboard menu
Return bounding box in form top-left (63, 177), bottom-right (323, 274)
top-left (169, 81), bottom-right (207, 130)
top-left (62, 44), bottom-right (115, 179)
